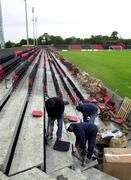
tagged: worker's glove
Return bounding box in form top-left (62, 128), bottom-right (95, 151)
top-left (73, 146), bottom-right (83, 159)
top-left (73, 146), bottom-right (87, 162)
top-left (76, 146), bottom-right (83, 153)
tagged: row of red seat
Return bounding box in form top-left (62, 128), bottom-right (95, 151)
top-left (12, 48), bottom-right (41, 86)
top-left (28, 50), bottom-right (43, 91)
top-left (0, 48), bottom-right (38, 80)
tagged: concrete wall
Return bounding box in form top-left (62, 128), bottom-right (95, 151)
top-left (106, 88), bottom-right (131, 122)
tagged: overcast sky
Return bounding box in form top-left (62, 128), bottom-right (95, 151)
top-left (1, 0), bottom-right (131, 42)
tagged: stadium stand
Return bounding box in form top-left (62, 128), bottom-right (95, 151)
top-left (91, 44), bottom-right (104, 50)
top-left (81, 44), bottom-right (91, 50)
top-left (52, 44), bottom-right (128, 51)
top-left (102, 45), bottom-right (110, 50)
top-left (125, 45), bottom-right (131, 49)
top-left (111, 45), bottom-right (124, 50)
top-left (69, 44), bottom-right (81, 50)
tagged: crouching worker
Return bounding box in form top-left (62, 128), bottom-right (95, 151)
top-left (76, 103), bottom-right (98, 124)
top-left (66, 122), bottom-right (98, 163)
top-left (45, 97), bottom-right (65, 141)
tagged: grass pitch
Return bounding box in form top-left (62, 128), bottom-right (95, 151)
top-left (59, 50), bottom-right (131, 98)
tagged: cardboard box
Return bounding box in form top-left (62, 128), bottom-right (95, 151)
top-left (103, 148), bottom-right (131, 180)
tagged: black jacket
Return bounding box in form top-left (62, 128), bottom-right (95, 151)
top-left (45, 97), bottom-right (65, 119)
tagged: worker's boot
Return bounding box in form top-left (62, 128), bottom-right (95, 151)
top-left (46, 130), bottom-right (53, 141)
top-left (85, 156), bottom-right (97, 164)
top-left (85, 158), bottom-right (92, 164)
top-left (47, 122), bottom-right (54, 140)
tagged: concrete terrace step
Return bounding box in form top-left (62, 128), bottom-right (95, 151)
top-left (46, 131), bottom-right (72, 174)
top-left (0, 79), bottom-right (12, 108)
top-left (0, 171), bottom-right (8, 180)
top-left (0, 168), bottom-right (56, 180)
top-left (9, 60), bottom-right (44, 175)
top-left (1, 167), bottom-right (119, 180)
top-left (82, 167), bottom-right (119, 180)
top-left (46, 57), bottom-right (57, 98)
top-left (0, 84), bottom-right (28, 173)
top-left (0, 53), bottom-right (41, 173)
top-left (10, 168), bottom-right (56, 180)
top-left (50, 167), bottom-right (86, 180)
top-left (50, 166), bottom-right (119, 180)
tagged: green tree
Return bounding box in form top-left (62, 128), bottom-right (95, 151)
top-left (19, 39), bottom-right (27, 46)
top-left (65, 38), bottom-right (73, 44)
top-left (37, 33), bottom-right (51, 44)
top-left (38, 35), bottom-right (44, 45)
top-left (48, 35), bottom-right (64, 44)
top-left (111, 31), bottom-right (119, 39)
top-left (5, 41), bottom-right (15, 48)
top-left (29, 38), bottom-right (33, 45)
top-left (43, 33), bottom-right (50, 44)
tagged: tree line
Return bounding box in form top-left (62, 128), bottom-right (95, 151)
top-left (4, 31), bottom-right (131, 48)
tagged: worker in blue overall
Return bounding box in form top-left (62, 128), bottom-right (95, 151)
top-left (45, 97), bottom-right (65, 141)
top-left (76, 103), bottom-right (98, 124)
top-left (66, 122), bottom-right (98, 163)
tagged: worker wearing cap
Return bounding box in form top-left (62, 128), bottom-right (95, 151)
top-left (66, 122), bottom-right (98, 163)
top-left (76, 103), bottom-right (98, 124)
top-left (45, 97), bottom-right (65, 141)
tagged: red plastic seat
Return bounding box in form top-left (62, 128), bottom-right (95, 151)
top-left (112, 117), bottom-right (125, 124)
top-left (67, 115), bottom-right (78, 122)
top-left (32, 110), bottom-right (43, 117)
